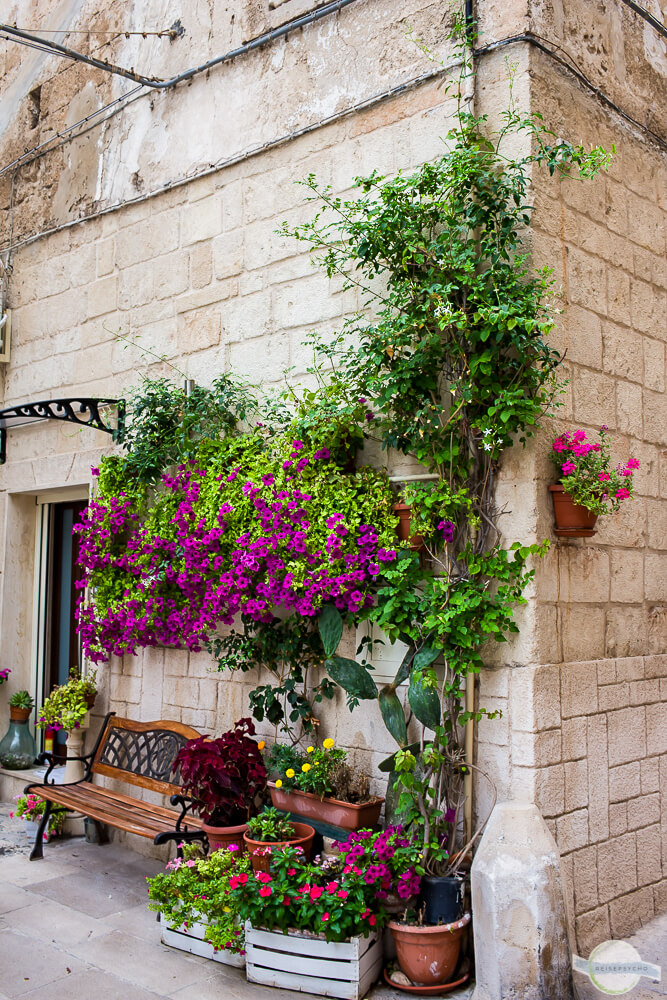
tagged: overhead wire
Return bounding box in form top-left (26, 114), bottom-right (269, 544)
top-left (0, 24), bottom-right (664, 257)
top-left (617, 0), bottom-right (667, 38)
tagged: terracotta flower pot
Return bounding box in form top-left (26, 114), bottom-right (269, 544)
top-left (9, 706), bottom-right (31, 723)
top-left (389, 912), bottom-right (470, 986)
top-left (201, 820), bottom-right (248, 854)
top-left (393, 503), bottom-right (425, 552)
top-left (84, 692), bottom-right (96, 710)
top-left (244, 821), bottom-right (315, 872)
top-left (268, 782), bottom-right (384, 831)
top-left (548, 484), bottom-right (598, 537)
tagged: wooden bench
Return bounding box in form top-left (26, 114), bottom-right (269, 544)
top-left (25, 713), bottom-right (207, 861)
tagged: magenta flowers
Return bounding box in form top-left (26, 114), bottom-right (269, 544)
top-left (75, 442), bottom-right (397, 663)
top-left (550, 426), bottom-right (639, 517)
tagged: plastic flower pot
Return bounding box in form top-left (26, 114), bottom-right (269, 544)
top-left (243, 821), bottom-right (315, 872)
top-left (389, 912), bottom-right (470, 986)
top-left (268, 782), bottom-right (384, 831)
top-left (202, 821), bottom-right (248, 854)
top-left (393, 503), bottom-right (425, 552)
top-left (548, 485), bottom-right (598, 537)
top-left (418, 874), bottom-right (465, 924)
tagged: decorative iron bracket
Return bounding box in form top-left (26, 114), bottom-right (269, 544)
top-left (0, 397), bottom-right (124, 464)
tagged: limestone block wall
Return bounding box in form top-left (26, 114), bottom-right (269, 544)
top-left (476, 27), bottom-right (666, 951)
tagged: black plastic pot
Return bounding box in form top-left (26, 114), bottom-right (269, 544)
top-left (419, 874), bottom-right (465, 924)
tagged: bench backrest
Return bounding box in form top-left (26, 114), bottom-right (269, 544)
top-left (91, 715), bottom-right (201, 797)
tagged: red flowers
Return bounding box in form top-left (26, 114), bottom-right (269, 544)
top-left (258, 886), bottom-right (273, 898)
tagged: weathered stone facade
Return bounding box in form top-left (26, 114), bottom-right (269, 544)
top-left (0, 0), bottom-right (664, 953)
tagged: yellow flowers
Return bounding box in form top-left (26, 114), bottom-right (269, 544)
top-left (302, 763), bottom-right (311, 772)
top-left (306, 746), bottom-right (315, 753)
top-left (323, 738), bottom-right (335, 749)
top-left (223, 906), bottom-right (231, 913)
top-left (275, 779), bottom-right (283, 788)
top-left (257, 740), bottom-right (265, 750)
top-left (314, 759), bottom-right (320, 766)
top-left (286, 768), bottom-right (295, 778)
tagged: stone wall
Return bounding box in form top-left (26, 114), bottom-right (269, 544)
top-left (0, 0), bottom-right (664, 950)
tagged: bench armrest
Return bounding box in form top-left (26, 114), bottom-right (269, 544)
top-left (154, 828), bottom-right (209, 857)
top-left (170, 793), bottom-right (195, 832)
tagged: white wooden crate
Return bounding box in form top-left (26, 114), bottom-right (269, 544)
top-left (160, 914), bottom-right (245, 968)
top-left (245, 921), bottom-right (383, 999)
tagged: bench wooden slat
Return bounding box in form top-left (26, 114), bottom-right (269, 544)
top-left (38, 782), bottom-right (204, 839)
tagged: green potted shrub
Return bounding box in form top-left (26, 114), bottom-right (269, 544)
top-left (243, 807), bottom-right (315, 872)
top-left (147, 843), bottom-right (250, 967)
top-left (36, 668), bottom-right (97, 734)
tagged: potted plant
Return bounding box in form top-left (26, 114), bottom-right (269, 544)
top-left (244, 808), bottom-right (315, 872)
top-left (228, 844), bottom-right (385, 999)
top-left (265, 738), bottom-right (384, 831)
top-left (9, 690), bottom-right (34, 722)
top-left (10, 792), bottom-right (66, 842)
top-left (333, 825), bottom-right (422, 914)
top-left (36, 668), bottom-right (97, 733)
top-left (549, 426), bottom-right (639, 537)
top-left (146, 843), bottom-right (250, 967)
top-left (0, 668), bottom-right (10, 686)
top-left (173, 717), bottom-right (267, 852)
top-left (0, 691), bottom-right (37, 769)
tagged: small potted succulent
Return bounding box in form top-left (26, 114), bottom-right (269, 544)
top-left (243, 807), bottom-right (315, 872)
top-left (173, 718), bottom-right (267, 853)
top-left (36, 668), bottom-right (97, 733)
top-left (265, 738), bottom-right (384, 831)
top-left (147, 843), bottom-right (250, 966)
top-left (10, 792), bottom-right (66, 842)
top-left (549, 426), bottom-right (639, 537)
top-left (9, 690), bottom-right (34, 723)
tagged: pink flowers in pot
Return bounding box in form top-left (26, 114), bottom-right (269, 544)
top-left (551, 426), bottom-right (639, 516)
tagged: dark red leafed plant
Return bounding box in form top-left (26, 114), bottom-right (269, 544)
top-left (173, 718), bottom-right (267, 826)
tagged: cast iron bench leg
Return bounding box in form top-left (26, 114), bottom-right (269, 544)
top-left (29, 800), bottom-right (52, 860)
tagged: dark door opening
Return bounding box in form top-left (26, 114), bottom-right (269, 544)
top-left (43, 500), bottom-right (87, 758)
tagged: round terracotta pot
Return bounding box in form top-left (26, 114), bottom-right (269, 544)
top-left (201, 821), bottom-right (248, 854)
top-left (393, 503), bottom-right (425, 552)
top-left (548, 484), bottom-right (598, 537)
top-left (84, 692), bottom-right (96, 710)
top-left (9, 706), bottom-right (31, 723)
top-left (389, 912), bottom-right (470, 986)
top-left (268, 782), bottom-right (384, 831)
top-left (244, 821), bottom-right (315, 873)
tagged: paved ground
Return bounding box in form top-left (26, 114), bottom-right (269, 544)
top-left (1, 799), bottom-right (663, 1000)
top-left (0, 802), bottom-right (474, 1000)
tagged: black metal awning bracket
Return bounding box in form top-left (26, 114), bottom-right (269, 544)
top-left (0, 397), bottom-right (124, 464)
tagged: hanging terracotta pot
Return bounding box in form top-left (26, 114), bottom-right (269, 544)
top-left (393, 503), bottom-right (425, 552)
top-left (548, 485), bottom-right (598, 538)
top-left (389, 912), bottom-right (470, 986)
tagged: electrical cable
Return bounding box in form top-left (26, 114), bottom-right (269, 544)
top-left (11, 26), bottom-right (181, 38)
top-left (0, 28), bottom-right (664, 258)
top-left (618, 0), bottom-right (667, 38)
top-left (0, 0), bottom-right (360, 90)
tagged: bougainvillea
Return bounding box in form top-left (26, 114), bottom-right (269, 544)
top-left (75, 433), bottom-right (397, 663)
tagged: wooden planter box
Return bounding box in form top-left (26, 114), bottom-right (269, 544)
top-left (245, 921), bottom-right (382, 999)
top-left (159, 914), bottom-right (245, 968)
top-left (268, 782), bottom-right (383, 832)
